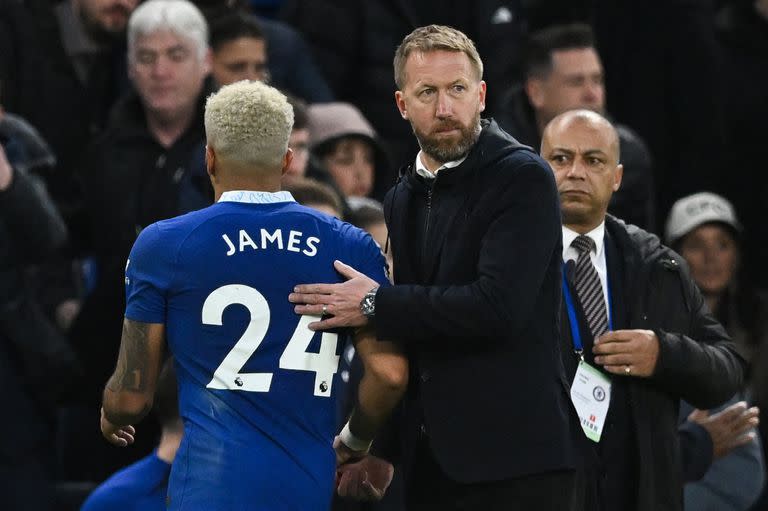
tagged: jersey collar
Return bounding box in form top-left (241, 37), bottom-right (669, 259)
top-left (218, 190), bottom-right (296, 204)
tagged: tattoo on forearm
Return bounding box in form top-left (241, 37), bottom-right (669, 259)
top-left (107, 320), bottom-right (150, 392)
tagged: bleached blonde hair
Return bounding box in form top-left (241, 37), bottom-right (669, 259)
top-left (205, 80), bottom-right (294, 168)
top-left (128, 0), bottom-right (209, 63)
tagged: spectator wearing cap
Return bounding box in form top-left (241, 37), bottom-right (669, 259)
top-left (666, 192), bottom-right (768, 510)
top-left (665, 192), bottom-right (767, 372)
top-left (307, 102), bottom-right (391, 200)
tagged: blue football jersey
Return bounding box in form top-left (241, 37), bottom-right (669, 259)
top-left (124, 191), bottom-right (389, 511)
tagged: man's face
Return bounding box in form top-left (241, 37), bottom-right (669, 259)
top-left (75, 0), bottom-right (139, 41)
top-left (527, 48), bottom-right (605, 126)
top-left (395, 50), bottom-right (486, 165)
top-left (129, 30), bottom-right (210, 120)
top-left (285, 128), bottom-right (309, 178)
top-left (541, 116), bottom-right (622, 229)
top-left (212, 37), bottom-right (268, 86)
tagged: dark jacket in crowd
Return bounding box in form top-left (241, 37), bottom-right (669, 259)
top-left (0, 164), bottom-right (74, 461)
top-left (560, 215), bottom-right (745, 511)
top-left (376, 119), bottom-right (581, 484)
top-left (0, 0), bottom-right (129, 223)
top-left (282, 0), bottom-right (529, 176)
top-left (495, 86), bottom-right (656, 232)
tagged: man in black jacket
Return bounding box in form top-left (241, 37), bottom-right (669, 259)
top-left (0, 0), bottom-right (136, 223)
top-left (291, 25), bottom-right (581, 510)
top-left (540, 109), bottom-right (745, 511)
top-left (0, 141), bottom-right (77, 510)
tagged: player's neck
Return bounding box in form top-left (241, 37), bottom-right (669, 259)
top-left (214, 177), bottom-right (283, 201)
top-left (156, 428), bottom-right (183, 464)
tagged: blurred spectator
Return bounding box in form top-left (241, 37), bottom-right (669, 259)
top-left (666, 191), bottom-right (768, 509)
top-left (665, 192), bottom-right (768, 382)
top-left (0, 0), bottom-right (137, 224)
top-left (0, 139), bottom-right (78, 510)
top-left (716, 0), bottom-right (768, 289)
top-left (284, 95), bottom-right (310, 179)
top-left (282, 176), bottom-right (344, 218)
top-left (346, 196), bottom-right (392, 277)
top-left (281, 1), bottom-right (529, 178)
top-left (681, 398), bottom-right (763, 511)
top-left (64, 0), bottom-right (213, 480)
top-left (192, 0), bottom-right (334, 102)
top-left (210, 11), bottom-right (269, 86)
top-left (496, 23), bottom-right (656, 231)
top-left (80, 359), bottom-right (182, 511)
top-left (307, 102), bottom-right (389, 199)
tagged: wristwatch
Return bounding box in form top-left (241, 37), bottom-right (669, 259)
top-left (360, 287), bottom-right (379, 319)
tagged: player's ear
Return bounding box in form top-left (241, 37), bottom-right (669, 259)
top-left (281, 148), bottom-right (294, 176)
top-left (205, 145), bottom-right (216, 179)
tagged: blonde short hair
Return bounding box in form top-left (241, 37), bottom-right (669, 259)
top-left (204, 80), bottom-right (294, 168)
top-left (128, 0), bottom-right (209, 63)
top-left (393, 25), bottom-right (483, 89)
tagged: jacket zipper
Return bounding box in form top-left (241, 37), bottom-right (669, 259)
top-left (422, 181), bottom-right (434, 257)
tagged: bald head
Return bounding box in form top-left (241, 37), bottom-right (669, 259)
top-left (541, 109), bottom-right (619, 164)
top-left (541, 109), bottom-right (623, 233)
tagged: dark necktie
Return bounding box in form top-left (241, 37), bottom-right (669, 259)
top-left (571, 235), bottom-right (608, 338)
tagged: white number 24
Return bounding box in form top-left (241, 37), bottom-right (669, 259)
top-left (202, 284), bottom-right (340, 397)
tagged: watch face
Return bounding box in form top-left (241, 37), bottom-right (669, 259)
top-left (362, 293), bottom-right (375, 315)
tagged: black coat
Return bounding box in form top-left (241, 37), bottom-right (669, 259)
top-left (0, 166), bottom-right (75, 460)
top-left (376, 119), bottom-right (581, 484)
top-left (560, 215), bottom-right (745, 511)
top-left (0, 0), bottom-right (129, 222)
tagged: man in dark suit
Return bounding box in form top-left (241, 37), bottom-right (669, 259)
top-left (540, 109), bottom-right (745, 511)
top-left (290, 25), bottom-right (581, 510)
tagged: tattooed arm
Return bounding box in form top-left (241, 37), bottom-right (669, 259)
top-left (100, 318), bottom-right (166, 446)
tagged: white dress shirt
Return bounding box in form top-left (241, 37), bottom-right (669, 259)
top-left (562, 222), bottom-right (611, 322)
top-left (414, 151), bottom-right (467, 179)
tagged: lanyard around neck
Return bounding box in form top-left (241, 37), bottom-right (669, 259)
top-left (561, 259), bottom-right (614, 357)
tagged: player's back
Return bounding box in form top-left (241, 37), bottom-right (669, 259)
top-left (124, 192), bottom-right (388, 510)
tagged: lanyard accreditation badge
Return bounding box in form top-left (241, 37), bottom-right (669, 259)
top-left (562, 263), bottom-right (612, 442)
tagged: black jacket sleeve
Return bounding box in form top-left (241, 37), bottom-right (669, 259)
top-left (376, 161), bottom-right (561, 344)
top-left (652, 258), bottom-right (745, 409)
top-left (0, 167), bottom-right (67, 259)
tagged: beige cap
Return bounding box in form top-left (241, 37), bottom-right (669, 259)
top-left (665, 192), bottom-right (741, 245)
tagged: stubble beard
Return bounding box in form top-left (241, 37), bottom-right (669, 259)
top-left (414, 111), bottom-right (482, 164)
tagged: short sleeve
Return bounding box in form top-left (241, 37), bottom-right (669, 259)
top-left (124, 223), bottom-right (176, 324)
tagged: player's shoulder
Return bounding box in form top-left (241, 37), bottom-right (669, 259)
top-left (138, 204), bottom-right (222, 247)
top-left (283, 202), bottom-right (370, 241)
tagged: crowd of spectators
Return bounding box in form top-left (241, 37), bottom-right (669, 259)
top-left (1, 0), bottom-right (766, 509)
